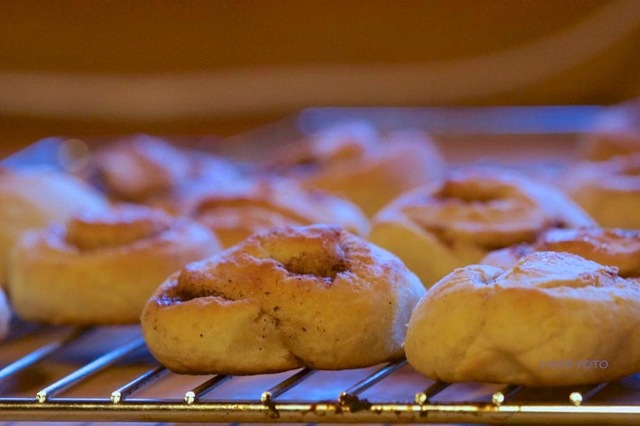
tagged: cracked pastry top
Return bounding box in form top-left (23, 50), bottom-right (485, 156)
top-left (405, 251), bottom-right (640, 387)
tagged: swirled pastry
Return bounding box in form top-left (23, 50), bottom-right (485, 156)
top-left (368, 168), bottom-right (596, 288)
top-left (187, 178), bottom-right (369, 248)
top-left (405, 251), bottom-right (640, 387)
top-left (9, 204), bottom-right (221, 325)
top-left (270, 122), bottom-right (446, 216)
top-left (0, 167), bottom-right (108, 287)
top-left (78, 134), bottom-right (242, 209)
top-left (483, 227), bottom-right (640, 278)
top-left (582, 129), bottom-right (640, 161)
top-left (141, 224), bottom-right (426, 374)
top-left (562, 153), bottom-right (640, 229)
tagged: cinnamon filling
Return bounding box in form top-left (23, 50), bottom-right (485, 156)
top-left (269, 229), bottom-right (349, 281)
top-left (436, 179), bottom-right (505, 204)
top-left (283, 251), bottom-right (348, 281)
top-left (65, 205), bottom-right (171, 250)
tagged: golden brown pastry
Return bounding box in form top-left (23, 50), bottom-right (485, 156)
top-left (368, 167), bottom-right (596, 288)
top-left (483, 227), bottom-right (640, 278)
top-left (271, 121), bottom-right (446, 216)
top-left (141, 224), bottom-right (426, 375)
top-left (9, 204), bottom-right (221, 325)
top-left (405, 251), bottom-right (640, 387)
top-left (187, 178), bottom-right (369, 248)
top-left (0, 167), bottom-right (108, 287)
top-left (562, 153), bottom-right (640, 229)
top-left (0, 288), bottom-right (11, 340)
top-left (78, 134), bottom-right (242, 210)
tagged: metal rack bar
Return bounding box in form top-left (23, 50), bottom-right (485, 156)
top-left (110, 365), bottom-right (168, 403)
top-left (415, 381), bottom-right (451, 404)
top-left (261, 368), bottom-right (316, 404)
top-left (569, 382), bottom-right (610, 406)
top-left (0, 327), bottom-right (90, 380)
top-left (35, 336), bottom-right (146, 402)
top-left (184, 374), bottom-right (232, 405)
top-left (2, 399), bottom-right (640, 423)
top-left (338, 359), bottom-right (407, 407)
top-left (491, 384), bottom-right (522, 406)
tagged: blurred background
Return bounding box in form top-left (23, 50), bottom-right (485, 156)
top-left (2, 0), bottom-right (640, 156)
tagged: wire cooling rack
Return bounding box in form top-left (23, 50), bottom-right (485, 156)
top-left (0, 319), bottom-right (639, 424)
top-left (2, 105), bottom-right (638, 423)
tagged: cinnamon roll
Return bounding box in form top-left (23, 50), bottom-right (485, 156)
top-left (141, 224), bottom-right (425, 375)
top-left (562, 153), bottom-right (640, 229)
top-left (0, 167), bottom-right (108, 288)
top-left (405, 251), bottom-right (640, 386)
top-left (9, 204), bottom-right (221, 325)
top-left (582, 129), bottom-right (640, 161)
top-left (78, 134), bottom-right (242, 210)
top-left (368, 168), bottom-right (596, 288)
top-left (187, 178), bottom-right (369, 248)
top-left (483, 227), bottom-right (640, 278)
top-left (271, 122), bottom-right (446, 216)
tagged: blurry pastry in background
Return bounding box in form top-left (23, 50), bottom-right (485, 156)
top-left (0, 288), bottom-right (11, 340)
top-left (562, 153), bottom-right (640, 229)
top-left (368, 167), bottom-right (596, 288)
top-left (186, 178), bottom-right (369, 248)
top-left (483, 227), bottom-right (640, 278)
top-left (0, 167), bottom-right (108, 288)
top-left (582, 129), bottom-right (640, 161)
top-left (405, 251), bottom-right (640, 387)
top-left (269, 122), bottom-right (446, 216)
top-left (77, 134), bottom-right (245, 212)
top-left (141, 224), bottom-right (425, 375)
top-left (581, 98), bottom-right (640, 160)
top-left (9, 204), bottom-right (221, 325)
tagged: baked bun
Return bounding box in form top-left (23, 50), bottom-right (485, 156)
top-left (0, 288), bottom-right (11, 340)
top-left (271, 122), bottom-right (445, 216)
top-left (368, 168), bottom-right (596, 288)
top-left (0, 167), bottom-right (108, 287)
top-left (141, 224), bottom-right (425, 375)
top-left (405, 251), bottom-right (640, 387)
top-left (187, 178), bottom-right (369, 248)
top-left (582, 129), bottom-right (640, 161)
top-left (9, 204), bottom-right (221, 325)
top-left (562, 153), bottom-right (640, 228)
top-left (79, 134), bottom-right (242, 209)
top-left (483, 227), bottom-right (640, 278)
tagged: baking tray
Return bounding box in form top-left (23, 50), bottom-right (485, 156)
top-left (2, 106), bottom-right (640, 424)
